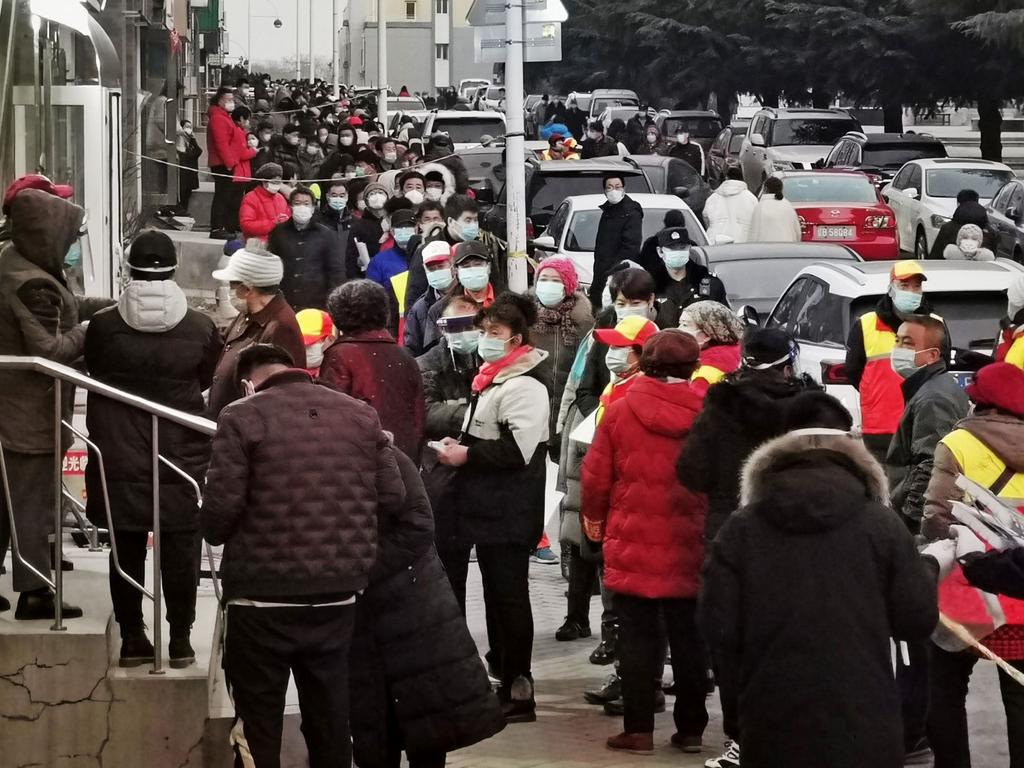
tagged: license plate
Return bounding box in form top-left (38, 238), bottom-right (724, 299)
top-left (815, 225), bottom-right (855, 240)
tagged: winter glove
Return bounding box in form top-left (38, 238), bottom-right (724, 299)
top-left (952, 525), bottom-right (986, 560)
top-left (921, 538), bottom-right (957, 580)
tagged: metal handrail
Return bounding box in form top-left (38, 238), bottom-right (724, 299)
top-left (0, 355), bottom-right (217, 661)
top-left (159, 455), bottom-right (223, 603)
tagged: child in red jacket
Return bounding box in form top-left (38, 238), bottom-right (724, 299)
top-left (240, 163), bottom-right (290, 242)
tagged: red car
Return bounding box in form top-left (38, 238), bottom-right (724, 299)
top-left (771, 170), bottom-right (899, 260)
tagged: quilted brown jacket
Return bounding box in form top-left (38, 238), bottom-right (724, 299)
top-left (201, 369), bottom-right (406, 600)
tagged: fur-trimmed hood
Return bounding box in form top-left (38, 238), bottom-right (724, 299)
top-left (739, 430), bottom-right (889, 533)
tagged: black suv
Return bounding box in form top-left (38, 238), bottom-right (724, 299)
top-left (822, 131), bottom-right (947, 184)
top-left (480, 157), bottom-right (653, 239)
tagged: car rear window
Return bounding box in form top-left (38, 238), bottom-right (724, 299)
top-left (862, 143), bottom-right (946, 169)
top-left (592, 97), bottom-right (639, 113)
top-left (782, 174), bottom-right (878, 204)
top-left (770, 118), bottom-right (860, 146)
top-left (432, 117), bottom-right (505, 143)
top-left (662, 117), bottom-right (723, 138)
top-left (925, 168), bottom-right (1015, 199)
top-left (566, 208), bottom-right (706, 251)
top-left (527, 173), bottom-right (650, 215)
top-left (728, 133), bottom-right (745, 153)
top-left (716, 259), bottom-right (832, 316)
top-left (850, 291), bottom-right (1006, 353)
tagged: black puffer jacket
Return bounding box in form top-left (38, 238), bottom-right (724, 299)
top-left (201, 369), bottom-right (406, 600)
top-left (84, 280), bottom-right (221, 532)
top-left (350, 451), bottom-right (505, 767)
top-left (267, 220), bottom-right (346, 311)
top-left (677, 370), bottom-right (820, 543)
top-left (416, 338), bottom-right (477, 440)
top-left (701, 429), bottom-right (938, 768)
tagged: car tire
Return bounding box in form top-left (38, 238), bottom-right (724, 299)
top-left (914, 228), bottom-right (929, 260)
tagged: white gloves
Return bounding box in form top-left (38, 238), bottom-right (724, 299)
top-left (922, 539), bottom-right (957, 580)
top-left (951, 525), bottom-right (986, 560)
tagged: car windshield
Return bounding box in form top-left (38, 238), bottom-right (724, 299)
top-left (925, 168), bottom-right (1015, 199)
top-left (728, 133), bottom-right (745, 153)
top-left (782, 174), bottom-right (878, 204)
top-left (566, 208), bottom-right (706, 251)
top-left (862, 143), bottom-right (945, 169)
top-left (592, 97), bottom-right (638, 113)
top-left (527, 174), bottom-right (650, 215)
top-left (714, 258), bottom-right (835, 315)
top-left (850, 291), bottom-right (1007, 353)
top-left (432, 118), bottom-right (505, 143)
top-left (662, 117), bottom-right (723, 138)
top-left (770, 118), bottom-right (860, 146)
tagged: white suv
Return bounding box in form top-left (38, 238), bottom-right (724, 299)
top-left (738, 108), bottom-right (861, 192)
top-left (759, 259), bottom-right (1024, 427)
top-left (880, 158), bottom-right (1015, 258)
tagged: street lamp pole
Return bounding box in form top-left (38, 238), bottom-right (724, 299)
top-left (333, 0), bottom-right (341, 99)
top-left (247, 0), bottom-right (252, 73)
top-left (504, 0), bottom-right (527, 292)
top-left (309, 0), bottom-right (315, 84)
top-left (295, 2), bottom-right (301, 79)
top-left (377, 0), bottom-right (388, 130)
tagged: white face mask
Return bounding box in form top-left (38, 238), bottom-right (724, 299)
top-left (615, 303), bottom-right (649, 322)
top-left (339, 135), bottom-right (355, 146)
top-left (960, 239), bottom-right (981, 255)
top-left (425, 186), bottom-right (444, 201)
top-left (183, 125), bottom-right (194, 136)
top-left (223, 101), bottom-right (236, 113)
top-left (230, 293), bottom-right (248, 314)
top-left (367, 192), bottom-right (387, 210)
top-left (404, 189), bottom-right (425, 205)
top-left (292, 205), bottom-right (314, 225)
top-left (587, 130), bottom-right (600, 141)
top-left (383, 151), bottom-right (398, 163)
top-left (605, 189), bottom-right (625, 205)
top-left (265, 182), bottom-right (282, 194)
top-left (605, 346), bottom-right (633, 376)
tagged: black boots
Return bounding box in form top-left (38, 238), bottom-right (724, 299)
top-left (499, 675), bottom-right (536, 724)
top-left (14, 588), bottom-right (83, 620)
top-left (169, 632), bottom-right (195, 669)
top-left (589, 622), bottom-right (619, 665)
top-left (119, 629), bottom-right (156, 668)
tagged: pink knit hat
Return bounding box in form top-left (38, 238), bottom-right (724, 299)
top-left (535, 256), bottom-right (580, 296)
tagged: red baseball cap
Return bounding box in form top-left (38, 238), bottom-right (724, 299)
top-left (594, 316), bottom-right (659, 348)
top-left (3, 174), bottom-right (74, 214)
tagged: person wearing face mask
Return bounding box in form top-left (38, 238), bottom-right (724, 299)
top-left (678, 300), bottom-right (745, 397)
top-left (423, 167), bottom-right (455, 204)
top-left (239, 163), bottom-right (291, 242)
top-left (928, 188), bottom-right (998, 259)
top-left (346, 180), bottom-right (390, 276)
top-left (336, 124), bottom-right (358, 152)
top-left (378, 137), bottom-right (403, 171)
top-left (635, 123), bottom-right (668, 156)
top-left (273, 124), bottom-right (302, 169)
top-left (295, 308), bottom-right (336, 376)
top-left (249, 121), bottom-right (277, 178)
top-left (297, 138), bottom-right (325, 183)
top-left (996, 274), bottom-right (1024, 370)
top-left (942, 222), bottom-right (995, 261)
top-left (318, 178), bottom-right (353, 251)
top-left (582, 330), bottom-right (710, 756)
top-left (207, 86), bottom-right (241, 238)
top-left (589, 173), bottom-right (644, 310)
top-left (267, 187), bottom-right (346, 311)
top-left (405, 241), bottom-right (456, 356)
top-left (651, 227), bottom-right (728, 329)
top-left (316, 125), bottom-right (335, 151)
top-left (581, 120), bottom-right (619, 159)
top-left (417, 296), bottom-right (482, 442)
top-left (668, 128), bottom-right (706, 175)
top-left (423, 241), bottom-right (497, 342)
top-left (748, 176), bottom-right (802, 243)
top-left (367, 207), bottom-right (418, 337)
top-left (356, 148), bottom-right (382, 178)
top-left (434, 292), bottom-right (551, 723)
top-left (234, 78), bottom-right (252, 107)
top-left (175, 119), bottom-right (203, 215)
top-left (398, 170), bottom-right (427, 206)
top-left (208, 244), bottom-right (305, 417)
top-left (845, 260), bottom-right (947, 465)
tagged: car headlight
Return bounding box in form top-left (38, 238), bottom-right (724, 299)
top-left (771, 160), bottom-right (796, 171)
top-left (930, 214), bottom-right (950, 228)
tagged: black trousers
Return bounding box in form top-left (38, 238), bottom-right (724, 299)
top-left (438, 543), bottom-right (533, 685)
top-left (615, 593), bottom-right (708, 736)
top-left (225, 603), bottom-right (355, 768)
top-left (928, 643), bottom-right (1024, 767)
top-left (0, 450), bottom-right (56, 592)
top-left (108, 529), bottom-right (199, 636)
top-left (896, 638), bottom-right (930, 749)
top-left (382, 694), bottom-right (446, 768)
top-left (210, 165), bottom-right (233, 232)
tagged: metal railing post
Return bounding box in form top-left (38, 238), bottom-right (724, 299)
top-left (158, 456), bottom-right (222, 603)
top-left (150, 415), bottom-right (164, 675)
top-left (0, 444), bottom-right (56, 591)
top-left (52, 380), bottom-right (64, 632)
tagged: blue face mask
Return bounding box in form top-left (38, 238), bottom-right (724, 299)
top-left (327, 196), bottom-right (347, 211)
top-left (662, 248), bottom-right (690, 270)
top-left (394, 227), bottom-right (415, 248)
top-left (446, 330), bottom-right (480, 356)
top-left (535, 281), bottom-right (566, 308)
top-left (477, 335), bottom-right (510, 363)
top-left (891, 286), bottom-right (922, 314)
top-left (458, 265), bottom-right (490, 292)
top-left (452, 218), bottom-right (480, 242)
top-left (426, 268), bottom-right (454, 292)
top-left (64, 242), bottom-right (82, 268)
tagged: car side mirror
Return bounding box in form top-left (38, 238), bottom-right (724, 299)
top-left (749, 133), bottom-right (765, 148)
top-left (472, 181), bottom-right (495, 206)
top-left (738, 304), bottom-right (760, 327)
top-left (904, 187), bottom-right (919, 200)
top-left (533, 234), bottom-right (556, 251)
top-left (673, 186), bottom-right (690, 199)
top-left (714, 234), bottom-right (735, 245)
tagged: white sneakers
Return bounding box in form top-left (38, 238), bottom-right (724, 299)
top-left (705, 740), bottom-right (740, 768)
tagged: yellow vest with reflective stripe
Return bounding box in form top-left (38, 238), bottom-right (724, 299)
top-left (858, 312), bottom-right (905, 434)
top-left (940, 428), bottom-right (1024, 501)
top-left (1006, 335), bottom-right (1024, 370)
top-left (692, 364), bottom-right (727, 386)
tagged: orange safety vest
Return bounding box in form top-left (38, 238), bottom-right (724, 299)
top-left (937, 428), bottom-right (1024, 640)
top-left (858, 312), bottom-right (906, 435)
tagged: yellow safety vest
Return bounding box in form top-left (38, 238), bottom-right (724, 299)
top-left (1005, 334), bottom-right (1024, 370)
top-left (691, 364), bottom-right (727, 387)
top-left (940, 429), bottom-right (1024, 503)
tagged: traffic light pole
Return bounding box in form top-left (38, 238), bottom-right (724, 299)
top-left (504, 1), bottom-right (527, 294)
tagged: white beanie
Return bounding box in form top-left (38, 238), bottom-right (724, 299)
top-left (212, 248), bottom-right (284, 287)
top-left (1009, 274), bottom-right (1024, 319)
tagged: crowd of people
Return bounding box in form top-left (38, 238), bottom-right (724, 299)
top-left (0, 74), bottom-right (1023, 768)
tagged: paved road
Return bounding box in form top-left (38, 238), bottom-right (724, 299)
top-left (449, 557), bottom-right (1012, 768)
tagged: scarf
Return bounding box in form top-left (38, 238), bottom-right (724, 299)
top-left (472, 344), bottom-right (533, 393)
top-left (533, 294), bottom-right (581, 348)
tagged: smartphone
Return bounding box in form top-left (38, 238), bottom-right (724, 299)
top-left (427, 440), bottom-right (445, 452)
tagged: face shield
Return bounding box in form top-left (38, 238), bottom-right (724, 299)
top-left (65, 212), bottom-right (93, 294)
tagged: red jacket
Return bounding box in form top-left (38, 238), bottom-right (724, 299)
top-left (207, 104), bottom-right (238, 169)
top-left (230, 125), bottom-right (258, 183)
top-left (240, 186), bottom-right (290, 241)
top-left (581, 375), bottom-right (707, 598)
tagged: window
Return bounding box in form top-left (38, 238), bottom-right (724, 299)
top-left (1008, 184), bottom-right (1024, 215)
top-left (791, 280), bottom-right (845, 344)
top-left (781, 174), bottom-right (878, 204)
top-left (905, 164), bottom-right (923, 193)
top-left (406, 0), bottom-right (416, 18)
top-left (891, 164), bottom-right (914, 191)
top-left (769, 118), bottom-right (860, 147)
top-left (767, 277), bottom-right (810, 333)
top-left (992, 182), bottom-right (1015, 213)
top-left (862, 143), bottom-right (946, 169)
top-left (661, 116), bottom-right (722, 139)
top-left (728, 132), bottom-right (746, 154)
top-left (435, 0), bottom-right (448, 12)
top-left (925, 168), bottom-right (1015, 200)
top-left (565, 207), bottom-right (705, 251)
top-left (710, 129), bottom-right (728, 156)
top-left (435, 44), bottom-right (449, 60)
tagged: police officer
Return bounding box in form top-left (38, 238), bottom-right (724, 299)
top-left (653, 227), bottom-right (728, 329)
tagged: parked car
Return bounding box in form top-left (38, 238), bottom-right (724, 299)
top-left (567, 91), bottom-right (593, 115)
top-left (389, 110), bottom-right (432, 141)
top-left (533, 193), bottom-right (708, 288)
top-left (739, 107), bottom-right (862, 192)
top-left (708, 121), bottom-right (749, 186)
top-left (822, 131), bottom-right (947, 185)
top-left (458, 146), bottom-right (507, 213)
top-left (458, 78), bottom-right (490, 99)
top-left (481, 157), bottom-right (653, 239)
top-left (690, 242), bottom-right (862, 316)
top-left (626, 154), bottom-right (711, 217)
top-left (758, 259), bottom-right (1024, 426)
top-left (598, 105), bottom-right (657, 133)
top-left (482, 85), bottom-right (506, 111)
top-left (387, 95), bottom-right (426, 112)
top-left (769, 170), bottom-right (898, 260)
top-left (881, 158), bottom-right (1015, 258)
top-left (654, 110), bottom-right (723, 155)
top-left (986, 179), bottom-right (1024, 263)
top-left (419, 110), bottom-right (507, 149)
top-left (588, 88), bottom-right (640, 119)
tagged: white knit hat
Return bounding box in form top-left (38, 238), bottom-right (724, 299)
top-left (212, 249), bottom-right (284, 287)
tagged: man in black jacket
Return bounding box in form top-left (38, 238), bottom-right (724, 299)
top-left (651, 226), bottom-right (728, 329)
top-left (588, 173), bottom-right (644, 310)
top-left (268, 186), bottom-right (345, 310)
top-left (202, 343), bottom-right (405, 768)
top-left (580, 120), bottom-right (619, 159)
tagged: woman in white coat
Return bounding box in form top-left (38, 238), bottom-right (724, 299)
top-left (703, 166), bottom-right (759, 244)
top-left (748, 177), bottom-right (803, 243)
